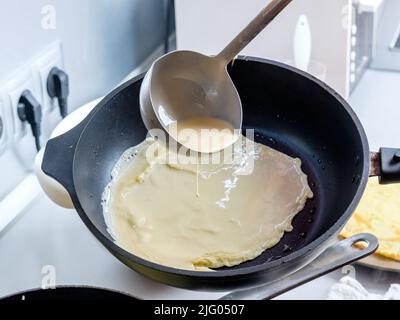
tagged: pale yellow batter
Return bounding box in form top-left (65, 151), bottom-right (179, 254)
top-left (102, 137), bottom-right (313, 271)
top-left (168, 117), bottom-right (238, 153)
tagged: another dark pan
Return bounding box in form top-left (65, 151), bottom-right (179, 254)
top-left (42, 57), bottom-right (398, 295)
top-left (1, 287), bottom-right (137, 302)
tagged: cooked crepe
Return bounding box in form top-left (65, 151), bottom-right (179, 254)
top-left (341, 177), bottom-right (400, 261)
top-left (102, 138), bottom-right (313, 270)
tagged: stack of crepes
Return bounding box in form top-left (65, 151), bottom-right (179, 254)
top-left (341, 177), bottom-right (400, 261)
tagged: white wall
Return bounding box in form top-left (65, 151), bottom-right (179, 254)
top-left (0, 0), bottom-right (168, 198)
top-left (175, 0), bottom-right (351, 96)
top-left (0, 0), bottom-right (166, 109)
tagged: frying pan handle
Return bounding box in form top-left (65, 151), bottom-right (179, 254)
top-left (370, 149), bottom-right (400, 184)
top-left (37, 109), bottom-right (94, 208)
top-left (220, 233), bottom-right (378, 300)
top-left (35, 149), bottom-right (74, 208)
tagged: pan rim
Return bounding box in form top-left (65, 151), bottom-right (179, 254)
top-left (72, 56), bottom-right (370, 279)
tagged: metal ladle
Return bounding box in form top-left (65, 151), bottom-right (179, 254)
top-left (140, 0), bottom-right (293, 151)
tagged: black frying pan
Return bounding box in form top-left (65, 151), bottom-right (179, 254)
top-left (42, 57), bottom-right (395, 295)
top-left (1, 287), bottom-right (137, 302)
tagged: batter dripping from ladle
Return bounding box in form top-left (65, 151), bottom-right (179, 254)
top-left (168, 116), bottom-right (239, 198)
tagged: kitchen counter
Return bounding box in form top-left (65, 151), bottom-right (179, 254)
top-left (0, 69), bottom-right (399, 300)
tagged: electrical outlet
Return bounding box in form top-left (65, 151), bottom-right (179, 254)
top-left (3, 68), bottom-right (41, 140)
top-left (32, 41), bottom-right (64, 113)
top-left (0, 41), bottom-right (65, 171)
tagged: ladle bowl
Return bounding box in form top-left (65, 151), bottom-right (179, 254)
top-left (139, 0), bottom-right (293, 151)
